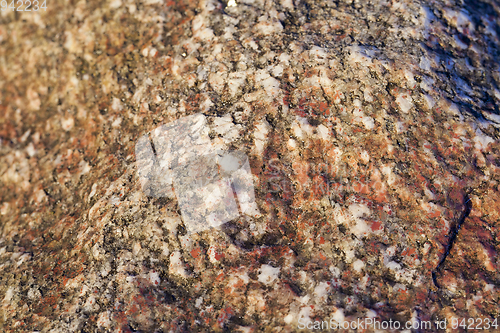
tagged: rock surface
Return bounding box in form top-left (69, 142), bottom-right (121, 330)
top-left (0, 0), bottom-right (499, 331)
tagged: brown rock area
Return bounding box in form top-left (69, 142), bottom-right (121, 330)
top-left (0, 0), bottom-right (499, 332)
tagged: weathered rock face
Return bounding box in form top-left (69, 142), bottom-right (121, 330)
top-left (0, 0), bottom-right (499, 331)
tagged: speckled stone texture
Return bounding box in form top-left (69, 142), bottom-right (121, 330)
top-left (1, 0), bottom-right (499, 332)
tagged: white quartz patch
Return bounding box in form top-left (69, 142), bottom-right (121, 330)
top-left (309, 46), bottom-right (329, 63)
top-left (454, 35), bottom-right (468, 50)
top-left (169, 251), bottom-right (188, 278)
top-left (255, 70), bottom-right (281, 98)
top-left (383, 247), bottom-right (419, 284)
top-left (3, 287), bottom-right (15, 303)
top-left (212, 114), bottom-right (242, 144)
top-left (280, 0), bottom-right (293, 10)
top-left (316, 124), bottom-right (330, 140)
top-left (396, 93), bottom-right (414, 113)
top-left (192, 15), bottom-right (214, 41)
top-left (423, 94), bottom-right (435, 109)
top-left (314, 281), bottom-right (330, 303)
top-left (483, 111), bottom-right (500, 127)
top-left (209, 72), bottom-right (226, 94)
top-left (351, 100), bottom-right (375, 130)
top-left (404, 70), bottom-right (417, 89)
top-left (442, 8), bottom-right (474, 34)
top-left (331, 308), bottom-right (345, 324)
top-left (352, 106), bottom-right (375, 130)
top-left (258, 264), bottom-right (280, 285)
top-left (473, 128), bottom-right (495, 151)
top-left (149, 271), bottom-right (161, 286)
top-left (227, 71), bottom-right (247, 97)
top-left (420, 6), bottom-right (437, 38)
top-left (254, 118), bottom-right (270, 153)
top-left (419, 56), bottom-right (431, 71)
top-left (352, 259), bottom-right (365, 272)
top-left (97, 311), bottom-right (111, 328)
top-left (61, 116), bottom-right (75, 131)
top-left (348, 45), bottom-right (374, 66)
top-left (348, 203), bottom-right (372, 237)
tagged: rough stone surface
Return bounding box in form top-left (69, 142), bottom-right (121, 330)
top-left (0, 0), bottom-right (499, 332)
